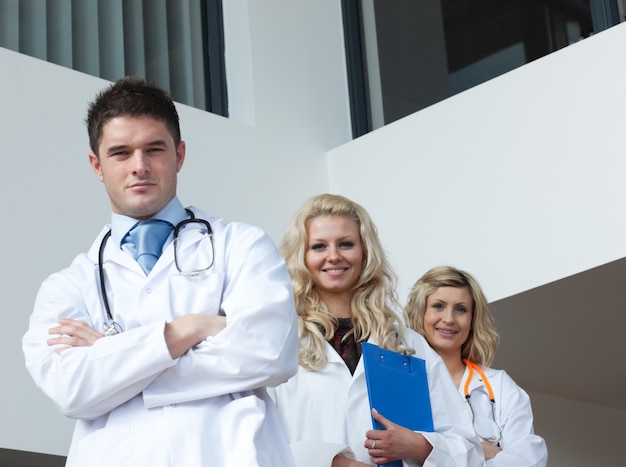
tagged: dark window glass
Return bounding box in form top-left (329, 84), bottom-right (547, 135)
top-left (344, 0), bottom-right (621, 135)
top-left (443, 0), bottom-right (594, 95)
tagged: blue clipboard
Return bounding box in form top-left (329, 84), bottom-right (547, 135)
top-left (362, 342), bottom-right (434, 467)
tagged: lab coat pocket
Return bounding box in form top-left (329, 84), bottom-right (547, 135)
top-left (219, 392), bottom-right (274, 467)
top-left (169, 271), bottom-right (225, 317)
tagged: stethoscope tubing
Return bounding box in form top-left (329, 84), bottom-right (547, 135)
top-left (463, 359), bottom-right (495, 401)
top-left (98, 230), bottom-right (114, 322)
top-left (463, 359), bottom-right (502, 445)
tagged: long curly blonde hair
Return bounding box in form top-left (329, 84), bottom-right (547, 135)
top-left (280, 194), bottom-right (413, 371)
top-left (404, 266), bottom-right (499, 366)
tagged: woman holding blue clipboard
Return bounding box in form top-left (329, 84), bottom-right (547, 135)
top-left (405, 266), bottom-right (548, 466)
top-left (269, 195), bottom-right (482, 467)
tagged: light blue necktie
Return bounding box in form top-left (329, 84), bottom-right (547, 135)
top-left (128, 220), bottom-right (173, 275)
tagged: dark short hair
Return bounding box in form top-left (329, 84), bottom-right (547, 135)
top-left (86, 76), bottom-right (181, 155)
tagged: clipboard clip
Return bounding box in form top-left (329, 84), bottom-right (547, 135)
top-left (377, 351), bottom-right (413, 374)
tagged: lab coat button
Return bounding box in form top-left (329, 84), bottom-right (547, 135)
top-left (145, 288), bottom-right (152, 294)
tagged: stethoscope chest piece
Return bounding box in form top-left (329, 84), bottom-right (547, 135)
top-left (101, 320), bottom-right (123, 336)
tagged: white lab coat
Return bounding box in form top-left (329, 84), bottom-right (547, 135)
top-left (23, 207), bottom-right (299, 467)
top-left (269, 328), bottom-right (483, 467)
top-left (461, 366), bottom-right (548, 467)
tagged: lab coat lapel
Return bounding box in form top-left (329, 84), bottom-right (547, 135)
top-left (88, 227), bottom-right (137, 272)
top-left (324, 339), bottom-right (367, 382)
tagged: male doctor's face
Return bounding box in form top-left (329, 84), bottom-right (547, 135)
top-left (89, 116), bottom-right (185, 220)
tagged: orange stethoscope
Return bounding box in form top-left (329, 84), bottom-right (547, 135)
top-left (463, 359), bottom-right (502, 445)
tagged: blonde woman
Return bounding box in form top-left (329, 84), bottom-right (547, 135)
top-left (270, 195), bottom-right (481, 467)
top-left (405, 266), bottom-right (548, 466)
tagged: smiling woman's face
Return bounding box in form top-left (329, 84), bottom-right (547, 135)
top-left (423, 286), bottom-right (473, 359)
top-left (304, 215), bottom-right (364, 305)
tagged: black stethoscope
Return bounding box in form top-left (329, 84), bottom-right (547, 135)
top-left (463, 359), bottom-right (503, 445)
top-left (98, 208), bottom-right (214, 336)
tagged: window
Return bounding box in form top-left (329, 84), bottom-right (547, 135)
top-left (343, 0), bottom-right (622, 136)
top-left (0, 0), bottom-right (227, 115)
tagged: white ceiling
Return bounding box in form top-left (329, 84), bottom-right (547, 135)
top-left (490, 257), bottom-right (626, 412)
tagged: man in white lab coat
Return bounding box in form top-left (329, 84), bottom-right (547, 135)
top-left (22, 77), bottom-right (299, 467)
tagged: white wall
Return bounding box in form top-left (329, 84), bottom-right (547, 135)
top-left (0, 1), bottom-right (351, 455)
top-left (327, 22), bottom-right (626, 304)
